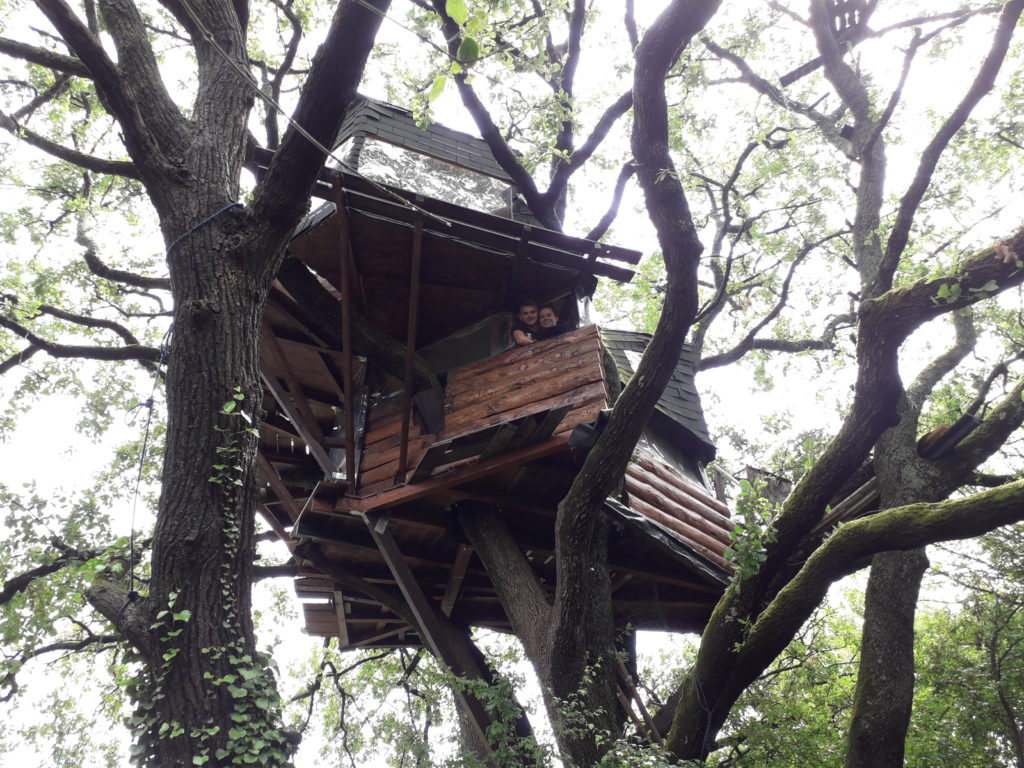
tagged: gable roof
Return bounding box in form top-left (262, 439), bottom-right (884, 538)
top-left (600, 328), bottom-right (716, 463)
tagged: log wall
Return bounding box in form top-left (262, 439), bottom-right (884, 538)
top-left (625, 452), bottom-right (734, 571)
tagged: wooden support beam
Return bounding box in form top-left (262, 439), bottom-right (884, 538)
top-left (365, 512), bottom-right (493, 754)
top-left (256, 503), bottom-right (292, 547)
top-left (260, 367), bottom-right (334, 476)
top-left (256, 451), bottom-right (305, 522)
top-left (616, 660), bottom-right (663, 744)
top-left (334, 180), bottom-right (358, 486)
top-left (396, 211), bottom-right (425, 483)
top-left (337, 433), bottom-right (572, 512)
top-left (333, 590), bottom-right (350, 648)
top-left (441, 544), bottom-right (473, 617)
top-left (262, 326), bottom-right (325, 442)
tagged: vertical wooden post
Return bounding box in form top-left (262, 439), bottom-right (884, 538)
top-left (333, 179), bottom-right (357, 485)
top-left (396, 209), bottom-right (424, 483)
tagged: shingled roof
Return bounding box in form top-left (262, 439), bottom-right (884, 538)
top-left (600, 329), bottom-right (716, 463)
top-left (335, 97), bottom-right (512, 181)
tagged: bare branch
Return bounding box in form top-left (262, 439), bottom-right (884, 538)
top-left (0, 110), bottom-right (139, 178)
top-left (12, 73), bottom-right (72, 121)
top-left (261, 0), bottom-right (304, 150)
top-left (0, 35), bottom-right (90, 77)
top-left (429, 0), bottom-right (559, 229)
top-left (0, 315), bottom-right (161, 365)
top-left (34, 0), bottom-right (169, 175)
top-left (547, 90), bottom-right (633, 206)
top-left (249, 0), bottom-right (391, 252)
top-left (874, 0), bottom-right (1024, 295)
top-left (906, 309), bottom-right (977, 406)
top-left (697, 234), bottom-right (849, 370)
top-left (97, 0), bottom-right (190, 153)
top-left (0, 345), bottom-right (41, 375)
top-left (584, 160), bottom-right (635, 241)
top-left (0, 542), bottom-right (102, 606)
top-left (76, 228), bottom-right (170, 290)
top-left (624, 0), bottom-right (639, 50)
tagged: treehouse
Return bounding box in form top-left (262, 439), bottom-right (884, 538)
top-left (255, 98), bottom-right (734, 655)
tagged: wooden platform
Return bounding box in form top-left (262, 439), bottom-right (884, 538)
top-left (256, 321), bottom-right (734, 648)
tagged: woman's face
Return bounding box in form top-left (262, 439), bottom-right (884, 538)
top-left (539, 308), bottom-right (558, 328)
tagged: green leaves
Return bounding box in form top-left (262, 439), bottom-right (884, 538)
top-left (456, 36), bottom-right (481, 65)
top-left (445, 0), bottom-right (469, 25)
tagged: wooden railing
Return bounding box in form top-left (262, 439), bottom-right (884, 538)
top-left (356, 324), bottom-right (608, 496)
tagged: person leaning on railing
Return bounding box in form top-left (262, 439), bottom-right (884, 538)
top-left (511, 299), bottom-right (540, 345)
top-left (535, 305), bottom-right (569, 341)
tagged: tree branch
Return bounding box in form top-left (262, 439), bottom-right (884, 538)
top-left (0, 546), bottom-right (99, 606)
top-left (546, 90), bottom-right (633, 207)
top-left (0, 35), bottom-right (91, 76)
top-left (429, 0), bottom-right (559, 229)
top-left (697, 234), bottom-right (849, 371)
top-left (34, 0), bottom-right (169, 176)
top-left (584, 160), bottom-right (635, 241)
top-left (906, 308), bottom-right (976, 406)
top-left (0, 110), bottom-right (139, 178)
top-left (873, 0), bottom-right (1024, 296)
top-left (735, 478), bottom-right (1024, 703)
top-left (76, 227), bottom-right (170, 290)
top-left (249, 0), bottom-right (391, 254)
top-left (0, 345), bottom-right (40, 375)
top-left (97, 0), bottom-right (190, 154)
top-left (12, 72), bottom-right (72, 121)
top-left (0, 315), bottom-right (161, 365)
top-left (944, 377), bottom-right (1024, 474)
top-left (456, 504), bottom-right (552, 657)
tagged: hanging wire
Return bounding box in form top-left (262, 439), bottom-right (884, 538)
top-left (122, 323), bottom-right (173, 603)
top-left (175, 0), bottom-right (451, 227)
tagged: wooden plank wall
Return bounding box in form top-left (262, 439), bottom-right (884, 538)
top-left (359, 399), bottom-right (435, 492)
top-left (443, 324), bottom-right (608, 438)
top-left (625, 452), bottom-right (734, 571)
top-left (356, 325), bottom-right (608, 495)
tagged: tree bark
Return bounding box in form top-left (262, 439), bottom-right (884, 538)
top-left (845, 548), bottom-right (929, 768)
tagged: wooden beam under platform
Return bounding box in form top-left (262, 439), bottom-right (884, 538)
top-left (365, 512), bottom-right (495, 755)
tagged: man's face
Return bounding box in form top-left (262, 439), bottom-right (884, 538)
top-left (539, 308), bottom-right (558, 328)
top-left (519, 305), bottom-right (538, 326)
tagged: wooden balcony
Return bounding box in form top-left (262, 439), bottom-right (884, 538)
top-left (352, 324), bottom-right (608, 501)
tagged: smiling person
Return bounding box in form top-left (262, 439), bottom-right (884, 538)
top-left (512, 299), bottom-right (540, 345)
top-left (536, 304), bottom-right (569, 341)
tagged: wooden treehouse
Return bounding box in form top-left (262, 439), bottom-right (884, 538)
top-left (255, 98), bottom-right (734, 657)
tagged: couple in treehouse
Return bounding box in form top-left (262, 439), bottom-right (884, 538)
top-left (511, 299), bottom-right (570, 346)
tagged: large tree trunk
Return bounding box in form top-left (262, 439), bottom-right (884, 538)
top-left (142, 216), bottom-right (279, 766)
top-left (845, 548), bottom-right (929, 768)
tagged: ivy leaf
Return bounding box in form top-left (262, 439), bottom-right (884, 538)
top-left (446, 0), bottom-right (469, 25)
top-left (222, 400), bottom-right (236, 414)
top-left (172, 609), bottom-right (191, 622)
